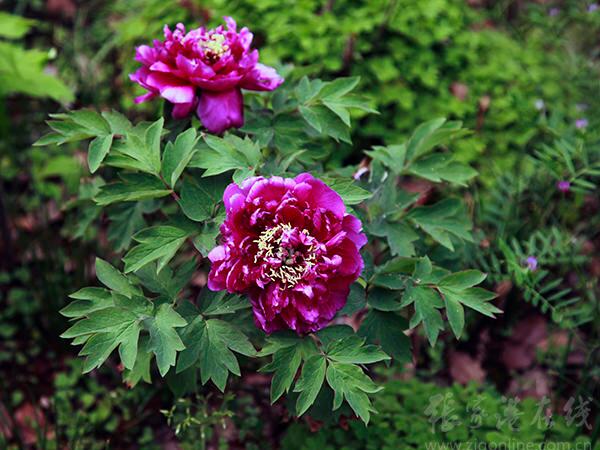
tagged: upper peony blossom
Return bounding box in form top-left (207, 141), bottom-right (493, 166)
top-left (130, 17), bottom-right (284, 134)
top-left (207, 173), bottom-right (367, 334)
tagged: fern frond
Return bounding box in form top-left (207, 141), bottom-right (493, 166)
top-left (477, 228), bottom-right (590, 329)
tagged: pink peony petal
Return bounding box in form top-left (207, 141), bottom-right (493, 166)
top-left (191, 74), bottom-right (244, 92)
top-left (240, 63), bottom-right (284, 91)
top-left (135, 45), bottom-right (157, 65)
top-left (149, 61), bottom-right (174, 73)
top-left (238, 28), bottom-right (254, 52)
top-left (208, 245), bottom-right (226, 263)
top-left (172, 100), bottom-right (197, 119)
top-left (134, 92), bottom-right (157, 104)
top-left (197, 88), bottom-right (244, 134)
top-left (224, 16), bottom-right (237, 31)
top-left (161, 85), bottom-right (196, 104)
top-left (294, 174), bottom-right (346, 218)
top-left (146, 73), bottom-right (196, 104)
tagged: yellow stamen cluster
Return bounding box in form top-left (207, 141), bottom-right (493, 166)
top-left (254, 224), bottom-right (316, 287)
top-left (200, 34), bottom-right (229, 58)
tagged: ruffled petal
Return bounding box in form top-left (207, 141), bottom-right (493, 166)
top-left (149, 61), bottom-right (174, 73)
top-left (134, 92), bottom-right (157, 104)
top-left (293, 173), bottom-right (346, 218)
top-left (135, 45), bottom-right (157, 65)
top-left (176, 54), bottom-right (215, 78)
top-left (129, 67), bottom-right (153, 90)
top-left (172, 100), bottom-right (197, 119)
top-left (224, 16), bottom-right (237, 32)
top-left (191, 74), bottom-right (244, 92)
top-left (197, 88), bottom-right (244, 134)
top-left (240, 63), bottom-right (284, 91)
top-left (342, 214), bottom-right (368, 248)
top-left (146, 73), bottom-right (196, 104)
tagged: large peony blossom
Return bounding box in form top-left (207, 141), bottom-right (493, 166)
top-left (130, 17), bottom-right (284, 134)
top-left (207, 173), bottom-right (367, 334)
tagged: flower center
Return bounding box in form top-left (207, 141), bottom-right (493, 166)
top-left (199, 33), bottom-right (229, 63)
top-left (254, 223), bottom-right (316, 287)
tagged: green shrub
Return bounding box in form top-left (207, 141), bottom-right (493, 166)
top-left (282, 378), bottom-right (596, 450)
top-left (0, 12), bottom-right (72, 102)
top-left (104, 0), bottom-right (583, 173)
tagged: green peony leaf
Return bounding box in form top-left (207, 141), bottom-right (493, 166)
top-left (443, 293), bottom-right (465, 339)
top-left (94, 173), bottom-right (171, 206)
top-left (61, 287), bottom-right (113, 317)
top-left (161, 128), bottom-right (198, 188)
top-left (178, 176), bottom-right (226, 222)
top-left (0, 12), bottom-right (36, 39)
top-left (294, 355), bottom-right (327, 416)
top-left (123, 225), bottom-right (189, 274)
top-left (69, 110), bottom-right (111, 135)
top-left (405, 285), bottom-right (444, 346)
top-left (358, 310), bottom-right (412, 363)
top-left (123, 336), bottom-right (153, 387)
top-left (147, 303), bottom-right (187, 377)
top-left (319, 77), bottom-right (360, 99)
top-left (87, 134), bottom-right (114, 174)
top-left (322, 177), bottom-right (372, 205)
top-left (325, 362), bottom-right (382, 424)
top-left (177, 311), bottom-right (255, 391)
top-left (101, 110), bottom-right (133, 135)
top-left (438, 270), bottom-right (487, 290)
top-left (326, 335), bottom-right (390, 364)
top-left (262, 343), bottom-right (303, 403)
top-left (95, 258), bottom-right (136, 298)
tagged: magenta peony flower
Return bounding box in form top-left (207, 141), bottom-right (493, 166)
top-left (130, 17), bottom-right (284, 134)
top-left (207, 173), bottom-right (367, 334)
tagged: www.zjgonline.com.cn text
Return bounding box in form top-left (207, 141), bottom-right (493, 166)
top-left (424, 441), bottom-right (592, 450)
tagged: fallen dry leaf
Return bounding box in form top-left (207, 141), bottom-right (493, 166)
top-left (14, 403), bottom-right (50, 445)
top-left (507, 369), bottom-right (551, 399)
top-left (0, 402), bottom-right (13, 440)
top-left (510, 315), bottom-right (547, 348)
top-left (47, 0), bottom-right (76, 18)
top-left (449, 351), bottom-right (486, 385)
top-left (502, 342), bottom-right (535, 371)
top-left (501, 315), bottom-right (547, 370)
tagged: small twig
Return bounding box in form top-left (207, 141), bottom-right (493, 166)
top-left (159, 174), bottom-right (181, 202)
top-left (318, 0), bottom-right (335, 15)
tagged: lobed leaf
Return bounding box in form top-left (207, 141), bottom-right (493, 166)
top-left (148, 303), bottom-right (187, 377)
top-left (358, 310), bottom-right (412, 363)
top-left (123, 225), bottom-right (189, 274)
top-left (87, 134), bottom-right (114, 173)
top-left (94, 173), bottom-right (171, 206)
top-left (162, 128), bottom-right (198, 187)
top-left (294, 355), bottom-right (327, 416)
top-left (95, 258), bottom-right (136, 298)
